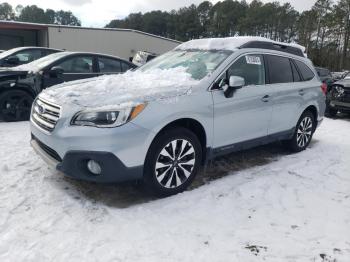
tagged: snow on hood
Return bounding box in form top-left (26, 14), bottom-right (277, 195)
top-left (334, 79), bottom-right (350, 88)
top-left (40, 67), bottom-right (199, 109)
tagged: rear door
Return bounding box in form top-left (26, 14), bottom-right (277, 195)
top-left (267, 54), bottom-right (309, 135)
top-left (97, 56), bottom-right (134, 75)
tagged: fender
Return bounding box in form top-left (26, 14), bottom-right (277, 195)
top-left (0, 82), bottom-right (37, 98)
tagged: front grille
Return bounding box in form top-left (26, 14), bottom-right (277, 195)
top-left (32, 134), bottom-right (62, 162)
top-left (341, 88), bottom-right (350, 103)
top-left (31, 97), bottom-right (61, 132)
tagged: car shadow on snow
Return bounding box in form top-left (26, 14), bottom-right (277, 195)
top-left (325, 113), bottom-right (350, 122)
top-left (52, 140), bottom-right (321, 209)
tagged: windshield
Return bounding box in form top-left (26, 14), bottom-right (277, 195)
top-left (138, 50), bottom-right (232, 80)
top-left (15, 52), bottom-right (69, 71)
top-left (0, 47), bottom-right (23, 60)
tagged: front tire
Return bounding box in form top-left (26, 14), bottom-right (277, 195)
top-left (143, 127), bottom-right (202, 197)
top-left (0, 90), bottom-right (33, 122)
top-left (287, 111), bottom-right (315, 152)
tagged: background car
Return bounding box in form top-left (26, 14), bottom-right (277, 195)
top-left (332, 71), bottom-right (346, 81)
top-left (0, 51), bottom-right (136, 121)
top-left (0, 47), bottom-right (62, 68)
top-left (327, 78), bottom-right (350, 117)
top-left (315, 67), bottom-right (334, 89)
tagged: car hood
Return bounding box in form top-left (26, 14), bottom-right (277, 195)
top-left (0, 68), bottom-right (29, 80)
top-left (334, 79), bottom-right (350, 88)
top-left (40, 68), bottom-right (200, 109)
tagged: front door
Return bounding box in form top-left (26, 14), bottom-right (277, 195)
top-left (42, 55), bottom-right (97, 89)
top-left (212, 54), bottom-right (273, 150)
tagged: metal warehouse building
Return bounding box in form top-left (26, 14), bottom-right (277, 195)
top-left (0, 21), bottom-right (181, 60)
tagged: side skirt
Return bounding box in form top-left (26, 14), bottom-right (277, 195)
top-left (207, 128), bottom-right (295, 160)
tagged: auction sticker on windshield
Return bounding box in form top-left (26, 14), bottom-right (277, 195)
top-left (246, 55), bottom-right (262, 65)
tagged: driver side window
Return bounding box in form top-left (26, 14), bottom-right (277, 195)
top-left (55, 56), bottom-right (93, 73)
top-left (227, 55), bottom-right (265, 86)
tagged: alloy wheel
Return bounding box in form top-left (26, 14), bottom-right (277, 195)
top-left (155, 139), bottom-right (196, 189)
top-left (297, 116), bottom-right (313, 148)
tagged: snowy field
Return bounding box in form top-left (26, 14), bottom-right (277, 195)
top-left (0, 117), bottom-right (349, 262)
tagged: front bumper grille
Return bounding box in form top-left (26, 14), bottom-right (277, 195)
top-left (31, 97), bottom-right (61, 133)
top-left (31, 134), bottom-right (62, 162)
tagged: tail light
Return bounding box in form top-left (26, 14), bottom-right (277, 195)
top-left (321, 83), bottom-right (327, 95)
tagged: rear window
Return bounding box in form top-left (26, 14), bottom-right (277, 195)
top-left (295, 60), bottom-right (315, 81)
top-left (266, 55), bottom-right (293, 84)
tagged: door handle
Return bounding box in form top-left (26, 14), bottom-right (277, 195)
top-left (299, 89), bottom-right (305, 96)
top-left (261, 95), bottom-right (270, 102)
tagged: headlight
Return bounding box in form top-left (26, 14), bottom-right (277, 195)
top-left (333, 86), bottom-right (345, 98)
top-left (71, 104), bottom-right (146, 128)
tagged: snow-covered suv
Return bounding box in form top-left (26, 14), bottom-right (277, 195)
top-left (30, 37), bottom-right (326, 196)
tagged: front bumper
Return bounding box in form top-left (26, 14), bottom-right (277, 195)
top-left (329, 100), bottom-right (350, 111)
top-left (31, 135), bottom-right (144, 183)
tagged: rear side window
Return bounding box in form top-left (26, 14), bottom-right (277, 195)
top-left (98, 57), bottom-right (122, 73)
top-left (266, 55), bottom-right (293, 84)
top-left (121, 62), bottom-right (131, 72)
top-left (291, 60), bottom-right (302, 82)
top-left (45, 49), bottom-right (60, 56)
top-left (294, 60), bottom-right (315, 81)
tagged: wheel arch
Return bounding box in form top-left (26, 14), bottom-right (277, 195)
top-left (146, 118), bottom-right (208, 165)
top-left (0, 84), bottom-right (36, 99)
top-left (302, 105), bottom-right (318, 130)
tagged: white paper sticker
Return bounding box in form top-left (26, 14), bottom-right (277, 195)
top-left (246, 56), bottom-right (262, 65)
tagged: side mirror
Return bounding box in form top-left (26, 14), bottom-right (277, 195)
top-left (223, 76), bottom-right (245, 98)
top-left (5, 56), bottom-right (20, 65)
top-left (49, 66), bottom-right (64, 77)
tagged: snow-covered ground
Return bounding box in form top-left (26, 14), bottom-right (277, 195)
top-left (0, 117), bottom-right (349, 262)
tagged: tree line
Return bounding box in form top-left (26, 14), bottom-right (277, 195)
top-left (106, 0), bottom-right (350, 71)
top-left (1, 1), bottom-right (349, 71)
top-left (0, 2), bottom-right (81, 26)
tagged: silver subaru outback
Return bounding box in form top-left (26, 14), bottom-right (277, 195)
top-left (30, 37), bottom-right (326, 196)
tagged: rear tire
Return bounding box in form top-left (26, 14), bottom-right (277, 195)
top-left (286, 111), bottom-right (315, 152)
top-left (0, 90), bottom-right (33, 122)
top-left (143, 127), bottom-right (202, 197)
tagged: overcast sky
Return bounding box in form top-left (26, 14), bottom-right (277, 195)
top-left (6, 0), bottom-right (317, 27)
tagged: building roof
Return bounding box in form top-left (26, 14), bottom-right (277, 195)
top-left (0, 20), bottom-right (181, 44)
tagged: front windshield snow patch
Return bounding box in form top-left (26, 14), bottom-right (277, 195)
top-left (41, 67), bottom-right (199, 109)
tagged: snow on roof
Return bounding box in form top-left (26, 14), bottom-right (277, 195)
top-left (176, 36), bottom-right (306, 56)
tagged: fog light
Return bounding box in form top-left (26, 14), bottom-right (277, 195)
top-left (87, 160), bottom-right (102, 175)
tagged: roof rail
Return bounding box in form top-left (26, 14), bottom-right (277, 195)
top-left (240, 41), bottom-right (305, 57)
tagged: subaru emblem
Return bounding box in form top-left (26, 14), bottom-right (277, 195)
top-left (38, 105), bottom-right (45, 114)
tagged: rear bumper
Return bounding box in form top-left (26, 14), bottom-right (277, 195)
top-left (31, 136), bottom-right (143, 183)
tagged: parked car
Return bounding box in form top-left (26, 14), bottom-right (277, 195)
top-left (0, 51), bottom-right (136, 121)
top-left (327, 78), bottom-right (350, 117)
top-left (132, 51), bottom-right (157, 67)
top-left (30, 37), bottom-right (326, 196)
top-left (315, 67), bottom-right (334, 89)
top-left (0, 47), bottom-right (62, 68)
top-left (342, 72), bottom-right (350, 80)
top-left (332, 71), bottom-right (346, 81)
